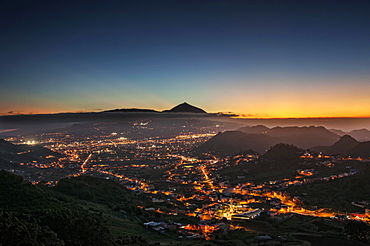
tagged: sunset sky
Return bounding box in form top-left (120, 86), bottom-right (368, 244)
top-left (1, 0), bottom-right (370, 118)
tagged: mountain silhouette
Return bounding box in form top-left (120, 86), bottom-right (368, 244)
top-left (104, 108), bottom-right (158, 113)
top-left (324, 135), bottom-right (359, 156)
top-left (240, 125), bottom-right (339, 148)
top-left (329, 128), bottom-right (370, 142)
top-left (197, 131), bottom-right (273, 155)
top-left (198, 126), bottom-right (341, 156)
top-left (312, 135), bottom-right (370, 158)
top-left (348, 129), bottom-right (370, 141)
top-left (329, 129), bottom-right (347, 136)
top-left (348, 141), bottom-right (370, 158)
top-left (238, 125), bottom-right (270, 134)
top-left (263, 143), bottom-right (304, 161)
top-left (164, 102), bottom-right (207, 113)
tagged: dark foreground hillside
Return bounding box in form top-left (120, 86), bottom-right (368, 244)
top-left (0, 171), bottom-right (113, 245)
top-left (2, 170), bottom-right (370, 245)
top-left (288, 164), bottom-right (370, 212)
top-left (0, 171), bottom-right (158, 246)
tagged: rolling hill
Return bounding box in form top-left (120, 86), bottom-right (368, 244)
top-left (0, 139), bottom-right (61, 169)
top-left (0, 171), bottom-right (159, 246)
top-left (197, 131), bottom-right (274, 155)
top-left (198, 126), bottom-right (341, 156)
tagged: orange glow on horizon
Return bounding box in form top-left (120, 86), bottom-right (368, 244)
top-left (2, 110), bottom-right (370, 119)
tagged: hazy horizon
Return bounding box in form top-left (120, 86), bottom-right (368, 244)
top-left (2, 110), bottom-right (370, 135)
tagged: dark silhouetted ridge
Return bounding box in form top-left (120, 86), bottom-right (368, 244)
top-left (348, 141), bottom-right (370, 158)
top-left (199, 126), bottom-right (341, 156)
top-left (239, 125), bottom-right (340, 148)
top-left (312, 134), bottom-right (370, 158)
top-left (197, 131), bottom-right (273, 155)
top-left (325, 135), bottom-right (359, 156)
top-left (263, 143), bottom-right (304, 161)
top-left (349, 129), bottom-right (370, 141)
top-left (238, 125), bottom-right (270, 134)
top-left (104, 108), bottom-right (158, 113)
top-left (0, 139), bottom-right (61, 167)
top-left (164, 102), bottom-right (207, 113)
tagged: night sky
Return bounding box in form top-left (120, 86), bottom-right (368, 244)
top-left (1, 0), bottom-right (370, 117)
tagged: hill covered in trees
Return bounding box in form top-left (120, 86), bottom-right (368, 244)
top-left (0, 171), bottom-right (159, 246)
top-left (0, 139), bottom-right (61, 168)
top-left (288, 164), bottom-right (370, 213)
top-left (263, 143), bottom-right (305, 161)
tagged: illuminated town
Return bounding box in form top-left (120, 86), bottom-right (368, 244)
top-left (3, 118), bottom-right (370, 243)
top-left (2, 0), bottom-right (370, 244)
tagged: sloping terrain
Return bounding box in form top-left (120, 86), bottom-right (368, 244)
top-left (0, 139), bottom-right (61, 169)
top-left (0, 171), bottom-right (159, 246)
top-left (312, 135), bottom-right (370, 158)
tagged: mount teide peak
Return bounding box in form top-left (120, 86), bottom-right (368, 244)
top-left (163, 102), bottom-right (207, 113)
top-left (104, 102), bottom-right (207, 114)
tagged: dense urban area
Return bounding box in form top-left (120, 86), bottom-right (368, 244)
top-left (2, 113), bottom-right (370, 245)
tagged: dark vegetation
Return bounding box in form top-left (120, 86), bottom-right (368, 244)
top-left (212, 144), bottom-right (306, 184)
top-left (263, 143), bottom-right (304, 161)
top-left (0, 171), bottom-right (158, 246)
top-left (311, 134), bottom-right (359, 155)
top-left (0, 139), bottom-right (61, 168)
top-left (288, 164), bottom-right (370, 212)
top-left (52, 175), bottom-right (153, 212)
top-left (2, 122), bottom-right (370, 245)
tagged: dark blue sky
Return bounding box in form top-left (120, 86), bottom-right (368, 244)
top-left (1, 0), bottom-right (370, 117)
